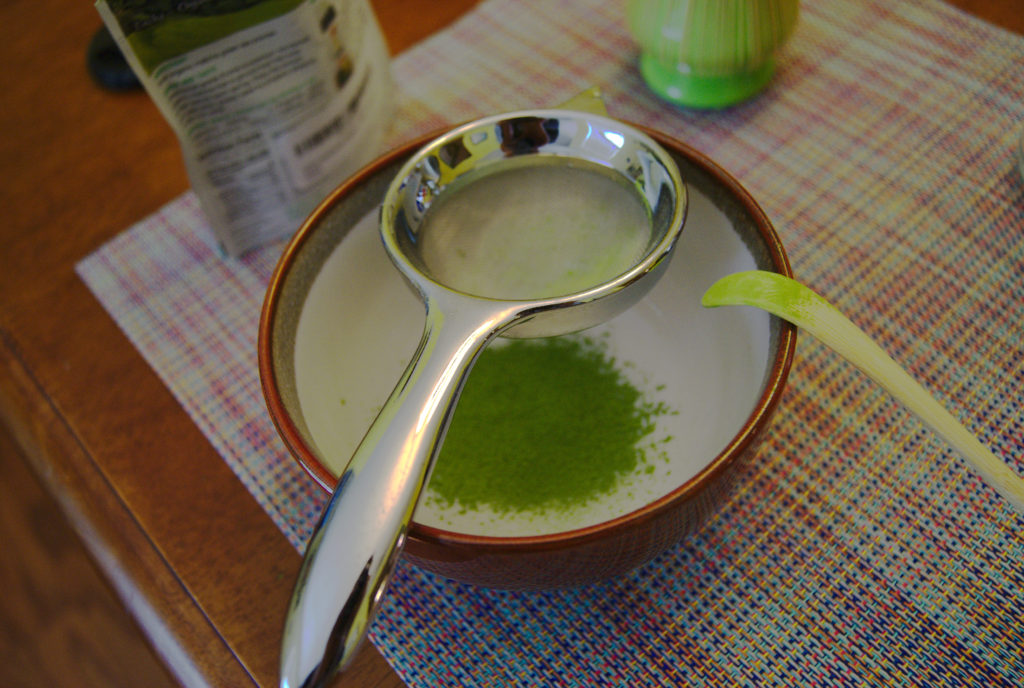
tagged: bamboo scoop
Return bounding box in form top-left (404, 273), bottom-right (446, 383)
top-left (702, 270), bottom-right (1024, 512)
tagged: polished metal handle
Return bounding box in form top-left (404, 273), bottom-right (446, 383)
top-left (279, 293), bottom-right (524, 688)
top-left (278, 109), bottom-right (687, 688)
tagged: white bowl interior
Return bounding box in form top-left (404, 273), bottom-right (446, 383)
top-left (293, 180), bottom-right (771, 537)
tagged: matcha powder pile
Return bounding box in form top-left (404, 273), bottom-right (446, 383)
top-left (426, 335), bottom-right (675, 516)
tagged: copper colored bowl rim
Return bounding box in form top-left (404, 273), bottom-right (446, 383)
top-left (258, 122), bottom-right (796, 556)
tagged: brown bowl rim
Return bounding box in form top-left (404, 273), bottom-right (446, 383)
top-left (258, 122), bottom-right (796, 555)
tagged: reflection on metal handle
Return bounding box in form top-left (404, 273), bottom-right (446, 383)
top-left (279, 297), bottom-right (521, 688)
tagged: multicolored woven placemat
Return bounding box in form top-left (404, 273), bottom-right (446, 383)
top-left (78, 0), bottom-right (1024, 685)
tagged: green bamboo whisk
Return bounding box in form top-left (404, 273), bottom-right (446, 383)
top-left (627, 0), bottom-right (799, 108)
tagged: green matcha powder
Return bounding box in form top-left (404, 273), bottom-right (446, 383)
top-left (425, 335), bottom-right (675, 516)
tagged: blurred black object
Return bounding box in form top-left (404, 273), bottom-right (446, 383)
top-left (87, 25), bottom-right (141, 91)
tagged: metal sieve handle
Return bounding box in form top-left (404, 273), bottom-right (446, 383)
top-left (279, 294), bottom-right (522, 688)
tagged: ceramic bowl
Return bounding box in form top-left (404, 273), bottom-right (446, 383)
top-left (259, 124), bottom-right (796, 589)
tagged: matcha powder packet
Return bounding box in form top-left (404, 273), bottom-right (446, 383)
top-left (96, 0), bottom-right (393, 256)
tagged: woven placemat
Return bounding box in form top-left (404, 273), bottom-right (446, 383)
top-left (78, 0), bottom-right (1024, 685)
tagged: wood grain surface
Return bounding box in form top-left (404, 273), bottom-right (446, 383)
top-left (0, 420), bottom-right (178, 688)
top-left (0, 1), bottom-right (1015, 687)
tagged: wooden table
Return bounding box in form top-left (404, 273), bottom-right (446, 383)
top-left (0, 1), bottom-right (1018, 686)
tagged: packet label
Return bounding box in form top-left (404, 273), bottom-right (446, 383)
top-left (97, 0), bottom-right (393, 255)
